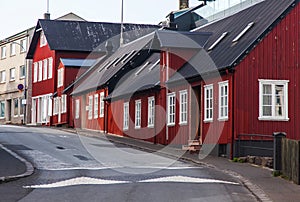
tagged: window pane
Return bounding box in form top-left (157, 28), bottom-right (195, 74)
top-left (263, 84), bottom-right (271, 94)
top-left (263, 106), bottom-right (272, 116)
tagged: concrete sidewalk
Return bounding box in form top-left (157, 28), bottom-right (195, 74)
top-left (0, 143), bottom-right (34, 183)
top-left (72, 128), bottom-right (300, 202)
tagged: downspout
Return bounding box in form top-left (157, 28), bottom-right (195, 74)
top-left (154, 91), bottom-right (157, 144)
top-left (231, 70), bottom-right (235, 159)
top-left (104, 89), bottom-right (108, 134)
top-left (165, 50), bottom-right (170, 143)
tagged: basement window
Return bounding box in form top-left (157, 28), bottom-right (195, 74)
top-left (232, 22), bottom-right (255, 43)
top-left (208, 32), bottom-right (228, 51)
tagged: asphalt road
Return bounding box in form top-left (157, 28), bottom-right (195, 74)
top-left (0, 125), bottom-right (256, 202)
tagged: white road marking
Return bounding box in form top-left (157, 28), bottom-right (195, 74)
top-left (139, 175), bottom-right (239, 185)
top-left (23, 177), bottom-right (130, 189)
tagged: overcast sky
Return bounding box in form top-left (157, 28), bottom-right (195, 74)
top-left (0, 0), bottom-right (204, 39)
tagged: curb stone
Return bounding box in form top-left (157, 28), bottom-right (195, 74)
top-left (0, 143), bottom-right (34, 183)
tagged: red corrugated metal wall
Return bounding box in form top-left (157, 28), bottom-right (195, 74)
top-left (234, 3), bottom-right (300, 140)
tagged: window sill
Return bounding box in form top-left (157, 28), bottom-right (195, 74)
top-left (204, 119), bottom-right (213, 123)
top-left (135, 126), bottom-right (141, 130)
top-left (123, 128), bottom-right (129, 131)
top-left (20, 77), bottom-right (25, 80)
top-left (0, 117), bottom-right (5, 119)
top-left (9, 79), bottom-right (15, 82)
top-left (167, 123), bottom-right (175, 127)
top-left (179, 122), bottom-right (188, 126)
top-left (99, 115), bottom-right (104, 118)
top-left (218, 117), bottom-right (228, 122)
top-left (147, 125), bottom-right (154, 128)
top-left (0, 82), bottom-right (5, 84)
top-left (258, 117), bottom-right (289, 121)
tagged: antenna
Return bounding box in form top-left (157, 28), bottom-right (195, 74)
top-left (47, 0), bottom-right (49, 13)
top-left (120, 0), bottom-right (124, 46)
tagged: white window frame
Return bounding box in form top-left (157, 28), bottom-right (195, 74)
top-left (20, 39), bottom-right (27, 53)
top-left (204, 84), bottom-right (213, 122)
top-left (33, 62), bottom-right (38, 83)
top-left (94, 94), bottom-right (99, 119)
top-left (135, 100), bottom-right (141, 129)
top-left (61, 94), bottom-right (67, 113)
top-left (19, 65), bottom-right (25, 79)
top-left (10, 43), bottom-right (16, 56)
top-left (48, 97), bottom-right (52, 116)
top-left (75, 99), bottom-right (80, 119)
top-left (53, 97), bottom-right (59, 115)
top-left (123, 102), bottom-right (129, 130)
top-left (218, 81), bottom-right (229, 121)
top-left (148, 96), bottom-right (155, 128)
top-left (88, 95), bottom-right (93, 120)
top-left (179, 90), bottom-right (188, 125)
top-left (40, 31), bottom-right (47, 47)
top-left (167, 92), bottom-right (176, 126)
top-left (43, 59), bottom-right (48, 80)
top-left (38, 61), bottom-right (43, 81)
top-left (99, 92), bottom-right (105, 118)
top-left (10, 68), bottom-right (15, 81)
top-left (1, 46), bottom-right (6, 59)
top-left (258, 79), bottom-right (289, 121)
top-left (0, 70), bottom-right (6, 83)
top-left (48, 57), bottom-right (53, 79)
top-left (0, 101), bottom-right (5, 118)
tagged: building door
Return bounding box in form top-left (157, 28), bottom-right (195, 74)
top-left (6, 99), bottom-right (11, 122)
top-left (191, 86), bottom-right (201, 142)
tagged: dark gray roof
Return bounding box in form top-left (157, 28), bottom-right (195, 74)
top-left (106, 53), bottom-right (160, 101)
top-left (27, 19), bottom-right (159, 59)
top-left (155, 30), bottom-right (211, 49)
top-left (60, 58), bottom-right (96, 67)
top-left (168, 0), bottom-right (297, 83)
top-left (71, 32), bottom-right (156, 95)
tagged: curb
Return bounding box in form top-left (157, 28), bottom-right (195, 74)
top-left (0, 143), bottom-right (34, 183)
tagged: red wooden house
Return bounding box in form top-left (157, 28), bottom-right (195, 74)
top-left (26, 18), bottom-right (159, 126)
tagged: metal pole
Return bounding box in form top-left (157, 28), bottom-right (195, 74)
top-left (120, 0), bottom-right (124, 46)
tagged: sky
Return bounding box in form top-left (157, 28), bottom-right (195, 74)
top-left (0, 0), bottom-right (202, 39)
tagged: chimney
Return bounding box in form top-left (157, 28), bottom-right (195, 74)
top-left (168, 13), bottom-right (177, 30)
top-left (44, 13), bottom-right (50, 20)
top-left (179, 0), bottom-right (189, 9)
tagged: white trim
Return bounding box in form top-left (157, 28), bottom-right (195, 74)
top-left (99, 92), bottom-right (105, 118)
top-left (167, 92), bottom-right (176, 126)
top-left (147, 96), bottom-right (155, 128)
top-left (179, 90), bottom-right (188, 125)
top-left (61, 94), bottom-right (67, 114)
top-left (123, 102), bottom-right (129, 130)
top-left (135, 100), bottom-right (141, 129)
top-left (88, 95), bottom-right (93, 120)
top-left (204, 84), bottom-right (213, 122)
top-left (48, 57), bottom-right (53, 79)
top-left (94, 94), bottom-right (99, 119)
top-left (75, 99), bottom-right (80, 119)
top-left (218, 81), bottom-right (229, 121)
top-left (258, 79), bottom-right (289, 121)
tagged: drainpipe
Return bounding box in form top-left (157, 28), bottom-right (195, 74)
top-left (104, 90), bottom-right (108, 134)
top-left (165, 50), bottom-right (170, 143)
top-left (231, 70), bottom-right (235, 159)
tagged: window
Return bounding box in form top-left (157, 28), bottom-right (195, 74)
top-left (47, 98), bottom-right (52, 116)
top-left (88, 95), bottom-right (93, 120)
top-left (13, 98), bottom-right (18, 116)
top-left (61, 94), bottom-right (67, 113)
top-left (40, 31), bottom-right (47, 47)
top-left (94, 94), bottom-right (99, 119)
top-left (167, 92), bottom-right (176, 126)
top-left (0, 101), bottom-right (5, 118)
top-left (48, 57), bottom-right (53, 79)
top-left (204, 84), bottom-right (213, 121)
top-left (135, 100), bottom-right (141, 129)
top-left (208, 32), bottom-right (228, 51)
top-left (38, 61), bottom-right (42, 81)
top-left (123, 102), bottom-right (129, 130)
top-left (19, 65), bottom-right (25, 79)
top-left (53, 97), bottom-right (59, 115)
top-left (232, 22), bottom-right (255, 43)
top-left (57, 68), bottom-right (64, 87)
top-left (20, 98), bottom-right (24, 115)
top-left (179, 90), bottom-right (188, 124)
top-left (1, 46), bottom-right (6, 59)
top-left (219, 81), bottom-right (229, 120)
top-left (10, 68), bottom-right (15, 81)
top-left (10, 43), bottom-right (16, 56)
top-left (20, 39), bottom-right (27, 53)
top-left (148, 97), bottom-right (155, 128)
top-left (43, 59), bottom-right (48, 80)
top-left (259, 79), bottom-right (289, 121)
top-left (33, 62), bottom-right (38, 83)
top-left (0, 70), bottom-right (6, 83)
top-left (99, 92), bottom-right (105, 118)
top-left (75, 99), bottom-right (80, 119)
